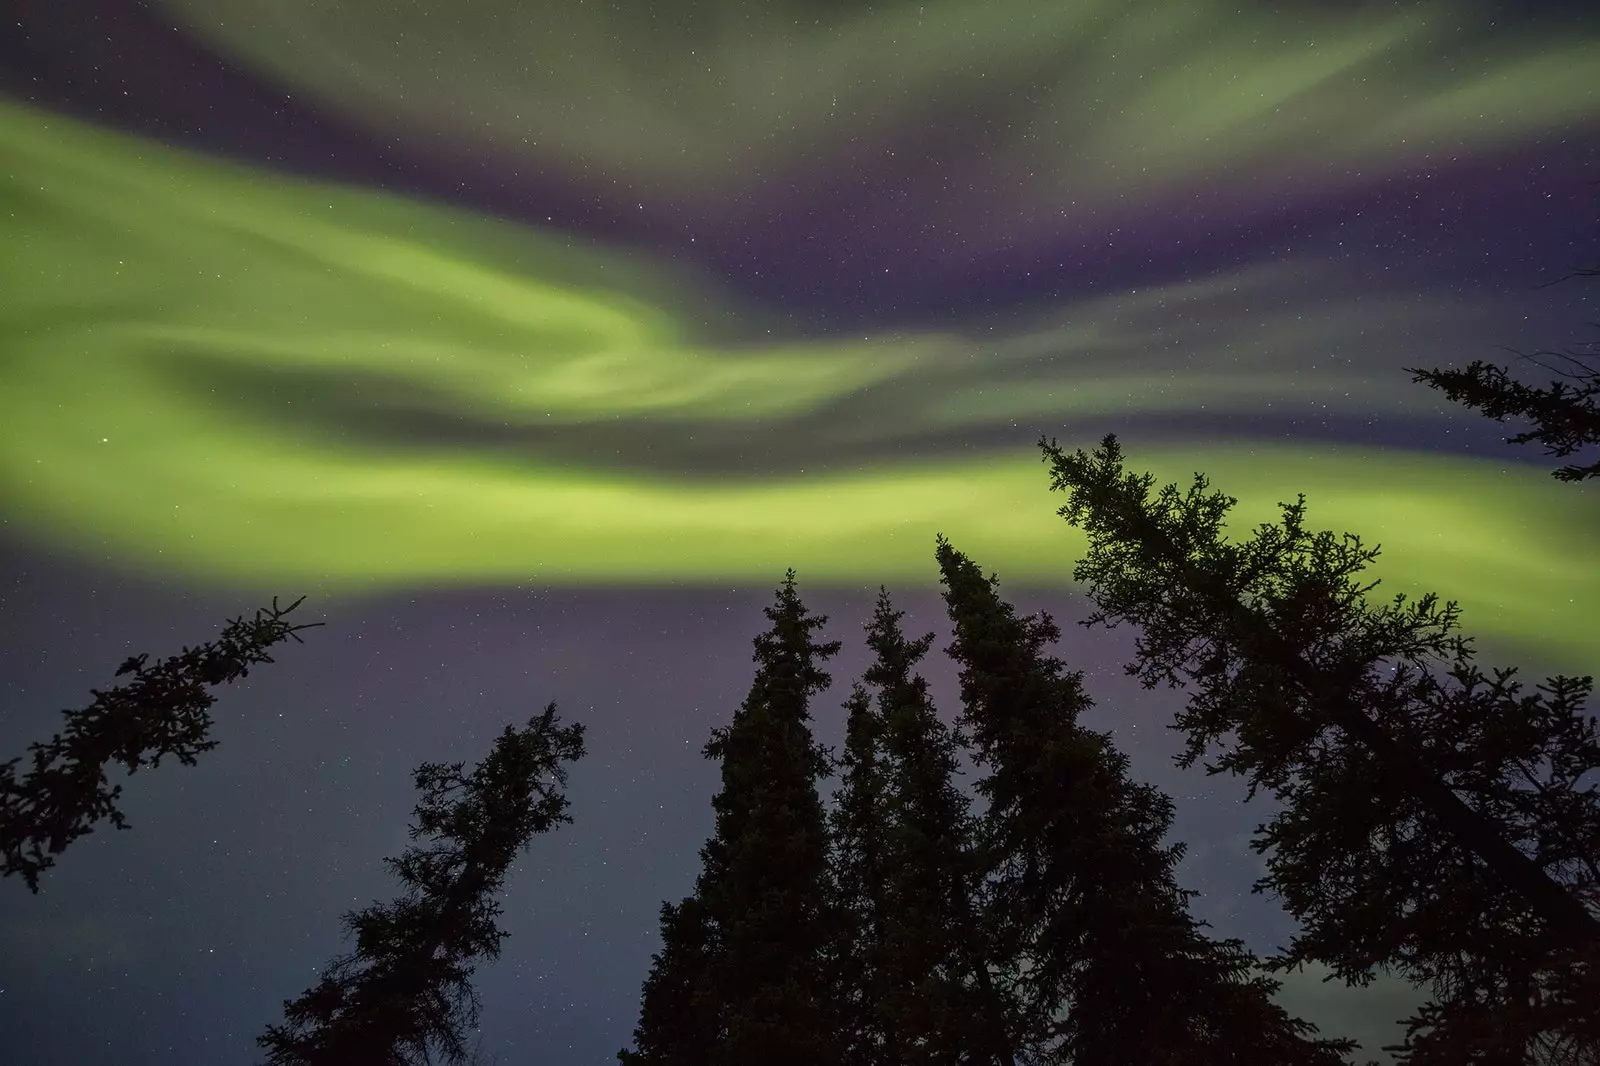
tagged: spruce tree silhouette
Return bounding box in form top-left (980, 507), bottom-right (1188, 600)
top-left (0, 595), bottom-right (320, 892)
top-left (830, 677), bottom-right (896, 1065)
top-left (1406, 353), bottom-right (1599, 482)
top-left (1039, 433), bottom-right (1600, 1063)
top-left (621, 570), bottom-right (842, 1066)
top-left (617, 895), bottom-right (720, 1066)
top-left (828, 588), bottom-right (1015, 1066)
top-left (257, 704), bottom-right (585, 1066)
top-left (1406, 254), bottom-right (1600, 483)
top-left (936, 537), bottom-right (1362, 1066)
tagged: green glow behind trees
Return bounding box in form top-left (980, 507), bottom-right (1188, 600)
top-left (3, 101), bottom-right (1597, 670)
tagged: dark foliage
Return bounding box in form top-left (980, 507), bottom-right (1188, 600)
top-left (617, 897), bottom-right (720, 1066)
top-left (1039, 433), bottom-right (1600, 1062)
top-left (829, 678), bottom-right (898, 1065)
top-left (828, 587), bottom-right (1015, 1065)
top-left (1406, 257), bottom-right (1600, 483)
top-left (1406, 354), bottom-right (1600, 482)
top-left (621, 570), bottom-right (842, 1066)
top-left (936, 537), bottom-right (1359, 1066)
top-left (258, 704), bottom-right (586, 1066)
top-left (0, 595), bottom-right (320, 892)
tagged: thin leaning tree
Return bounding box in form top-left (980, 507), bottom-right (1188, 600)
top-left (1, 596), bottom-right (321, 892)
top-left (1039, 433), bottom-right (1600, 1063)
top-left (258, 704), bottom-right (586, 1066)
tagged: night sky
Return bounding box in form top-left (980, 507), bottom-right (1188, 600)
top-left (2, 2), bottom-right (1598, 1063)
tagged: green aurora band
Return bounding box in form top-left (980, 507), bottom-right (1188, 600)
top-left (156, 0), bottom-right (1600, 249)
top-left (1, 100), bottom-right (1597, 671)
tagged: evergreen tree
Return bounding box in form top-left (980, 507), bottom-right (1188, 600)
top-left (829, 588), bottom-right (1016, 1065)
top-left (258, 704), bottom-right (586, 1066)
top-left (618, 897), bottom-right (720, 1066)
top-left (1038, 433), bottom-right (1600, 1063)
top-left (828, 679), bottom-right (897, 1066)
top-left (936, 537), bottom-right (1361, 1066)
top-left (621, 570), bottom-right (842, 1066)
top-left (1405, 353), bottom-right (1599, 483)
top-left (1405, 256), bottom-right (1599, 483)
top-left (1, 596), bottom-right (320, 892)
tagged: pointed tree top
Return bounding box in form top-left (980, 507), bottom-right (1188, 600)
top-left (863, 587), bottom-right (935, 694)
top-left (752, 570), bottom-right (842, 687)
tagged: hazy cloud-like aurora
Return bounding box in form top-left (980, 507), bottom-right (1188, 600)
top-left (157, 0), bottom-right (1600, 253)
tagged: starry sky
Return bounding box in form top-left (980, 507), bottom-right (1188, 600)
top-left (1, 1), bottom-right (1597, 1063)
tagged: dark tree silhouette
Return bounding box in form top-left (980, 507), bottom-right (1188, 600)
top-left (1406, 258), bottom-right (1600, 483)
top-left (1039, 433), bottom-right (1600, 1063)
top-left (829, 679), bottom-right (897, 1065)
top-left (1406, 354), bottom-right (1600, 482)
top-left (258, 704), bottom-right (586, 1066)
top-left (937, 537), bottom-right (1363, 1066)
top-left (621, 570), bottom-right (842, 1066)
top-left (827, 588), bottom-right (1016, 1066)
top-left (617, 896), bottom-right (720, 1066)
top-left (0, 595), bottom-right (320, 893)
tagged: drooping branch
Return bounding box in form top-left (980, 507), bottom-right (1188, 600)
top-left (1, 596), bottom-right (321, 892)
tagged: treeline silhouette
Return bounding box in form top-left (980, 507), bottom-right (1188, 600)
top-left (2, 268), bottom-right (1598, 1064)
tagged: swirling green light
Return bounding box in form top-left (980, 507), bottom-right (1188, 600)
top-left (155, 0), bottom-right (1600, 246)
top-left (1, 101), bottom-right (1595, 671)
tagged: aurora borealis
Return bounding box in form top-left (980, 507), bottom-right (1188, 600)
top-left (2, 1), bottom-right (1598, 1063)
top-left (4, 91), bottom-right (1599, 663)
top-left (157, 0), bottom-right (1600, 239)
